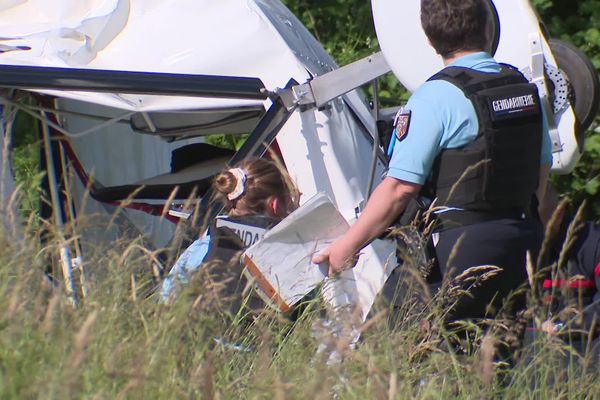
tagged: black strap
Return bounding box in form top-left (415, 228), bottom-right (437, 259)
top-left (428, 66), bottom-right (526, 96)
top-left (434, 208), bottom-right (532, 231)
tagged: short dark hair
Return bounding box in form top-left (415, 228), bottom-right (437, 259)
top-left (421, 0), bottom-right (488, 58)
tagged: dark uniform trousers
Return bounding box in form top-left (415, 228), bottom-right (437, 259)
top-left (434, 217), bottom-right (544, 322)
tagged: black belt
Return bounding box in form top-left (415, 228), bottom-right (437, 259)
top-left (434, 208), bottom-right (533, 231)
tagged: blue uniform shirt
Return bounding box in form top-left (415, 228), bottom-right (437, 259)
top-left (387, 52), bottom-right (552, 185)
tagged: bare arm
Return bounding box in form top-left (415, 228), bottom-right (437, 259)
top-left (312, 177), bottom-right (421, 275)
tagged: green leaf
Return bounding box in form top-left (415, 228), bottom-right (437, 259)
top-left (584, 177), bottom-right (600, 195)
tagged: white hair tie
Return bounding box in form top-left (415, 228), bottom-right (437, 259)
top-left (227, 168), bottom-right (247, 200)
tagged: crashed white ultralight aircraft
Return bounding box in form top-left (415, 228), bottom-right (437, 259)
top-left (0, 0), bottom-right (597, 319)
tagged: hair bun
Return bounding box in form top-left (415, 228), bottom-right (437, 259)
top-left (214, 168), bottom-right (247, 200)
top-left (214, 171), bottom-right (237, 196)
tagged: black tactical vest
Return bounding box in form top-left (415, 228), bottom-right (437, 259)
top-left (202, 215), bottom-right (279, 314)
top-left (425, 65), bottom-right (543, 213)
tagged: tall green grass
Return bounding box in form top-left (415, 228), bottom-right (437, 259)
top-left (1, 205), bottom-right (599, 399)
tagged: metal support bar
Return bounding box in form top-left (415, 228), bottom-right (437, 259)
top-left (57, 136), bottom-right (88, 299)
top-left (0, 64), bottom-right (268, 100)
top-left (4, 96), bottom-right (135, 139)
top-left (366, 79), bottom-right (381, 198)
top-left (181, 80), bottom-right (298, 245)
top-left (141, 112), bottom-right (157, 133)
top-left (293, 52), bottom-right (391, 109)
top-left (41, 113), bottom-right (77, 306)
top-left (529, 33), bottom-right (562, 155)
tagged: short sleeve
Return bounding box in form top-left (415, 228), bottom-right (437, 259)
top-left (386, 80), bottom-right (478, 185)
top-left (386, 97), bottom-right (444, 185)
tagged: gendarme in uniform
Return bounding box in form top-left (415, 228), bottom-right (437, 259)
top-left (388, 51), bottom-right (552, 320)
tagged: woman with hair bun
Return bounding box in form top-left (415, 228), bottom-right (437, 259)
top-left (160, 157), bottom-right (299, 312)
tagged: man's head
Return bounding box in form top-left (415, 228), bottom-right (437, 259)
top-left (421, 0), bottom-right (489, 58)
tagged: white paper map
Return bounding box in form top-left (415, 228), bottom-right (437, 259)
top-left (243, 193), bottom-right (349, 312)
top-left (243, 192), bottom-right (398, 319)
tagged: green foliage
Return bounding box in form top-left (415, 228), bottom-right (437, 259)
top-left (9, 105), bottom-right (42, 220)
top-left (11, 105), bottom-right (38, 148)
top-left (282, 0), bottom-right (408, 108)
top-left (551, 133), bottom-right (600, 220)
top-left (283, 0), bottom-right (377, 65)
top-left (534, 0), bottom-right (600, 220)
top-left (205, 133), bottom-right (247, 151)
top-left (535, 0), bottom-right (600, 64)
top-left (11, 143), bottom-right (43, 219)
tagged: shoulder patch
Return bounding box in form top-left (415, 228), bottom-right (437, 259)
top-left (393, 108), bottom-right (411, 141)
